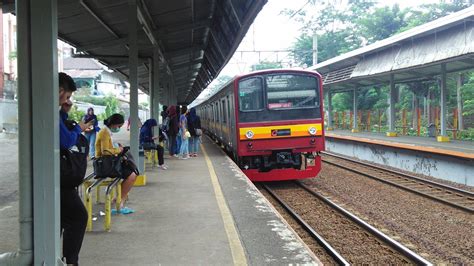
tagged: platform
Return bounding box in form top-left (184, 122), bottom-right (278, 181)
top-left (326, 130), bottom-right (474, 159)
top-left (325, 130), bottom-right (474, 186)
top-left (79, 136), bottom-right (319, 265)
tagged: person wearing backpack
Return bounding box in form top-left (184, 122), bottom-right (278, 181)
top-left (58, 73), bottom-right (94, 265)
top-left (187, 108), bottom-right (202, 157)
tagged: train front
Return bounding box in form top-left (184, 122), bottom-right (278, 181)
top-left (236, 70), bottom-right (325, 181)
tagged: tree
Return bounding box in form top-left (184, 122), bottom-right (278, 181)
top-left (250, 60), bottom-right (282, 71)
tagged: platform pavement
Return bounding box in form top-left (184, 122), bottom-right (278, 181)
top-left (80, 136), bottom-right (319, 265)
top-left (327, 129), bottom-right (474, 156)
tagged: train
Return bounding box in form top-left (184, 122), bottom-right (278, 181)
top-left (195, 69), bottom-right (325, 181)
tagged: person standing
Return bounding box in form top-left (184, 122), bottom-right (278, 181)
top-left (160, 105), bottom-right (168, 124)
top-left (178, 106), bottom-right (190, 159)
top-left (187, 107), bottom-right (202, 157)
top-left (82, 107), bottom-right (99, 159)
top-left (58, 72), bottom-right (93, 265)
top-left (167, 105), bottom-right (179, 157)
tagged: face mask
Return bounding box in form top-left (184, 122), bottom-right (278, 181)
top-left (110, 127), bottom-right (121, 133)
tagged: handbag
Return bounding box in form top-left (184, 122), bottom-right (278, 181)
top-left (195, 128), bottom-right (203, 136)
top-left (93, 155), bottom-right (123, 178)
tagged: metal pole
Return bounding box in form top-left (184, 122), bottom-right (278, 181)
top-left (352, 88), bottom-right (358, 132)
top-left (327, 90), bottom-right (333, 130)
top-left (312, 34), bottom-right (318, 66)
top-left (457, 73), bottom-right (463, 130)
top-left (129, 0), bottom-right (140, 160)
top-left (388, 73), bottom-right (397, 136)
top-left (0, 0), bottom-right (37, 264)
top-left (149, 59), bottom-right (154, 120)
top-left (153, 48), bottom-right (161, 121)
top-left (439, 63), bottom-right (449, 141)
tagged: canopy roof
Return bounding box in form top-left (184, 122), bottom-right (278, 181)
top-left (3, 0), bottom-right (267, 104)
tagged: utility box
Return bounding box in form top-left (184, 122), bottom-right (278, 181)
top-left (427, 124), bottom-right (436, 137)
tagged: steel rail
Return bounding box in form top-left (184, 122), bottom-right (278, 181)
top-left (321, 152), bottom-right (474, 213)
top-left (322, 151), bottom-right (474, 197)
top-left (297, 182), bottom-right (433, 266)
top-left (262, 184), bottom-right (349, 266)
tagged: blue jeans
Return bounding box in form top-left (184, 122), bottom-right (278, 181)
top-left (84, 132), bottom-right (96, 157)
top-left (176, 131), bottom-right (182, 155)
top-left (189, 136), bottom-right (200, 154)
top-left (179, 129), bottom-right (189, 156)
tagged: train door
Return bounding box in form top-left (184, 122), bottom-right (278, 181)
top-left (229, 94), bottom-right (236, 152)
top-left (221, 98), bottom-right (226, 142)
top-left (226, 95), bottom-right (231, 147)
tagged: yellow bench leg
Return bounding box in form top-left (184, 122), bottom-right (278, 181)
top-left (86, 191), bottom-right (93, 231)
top-left (105, 193), bottom-right (112, 231)
top-left (115, 183), bottom-right (122, 212)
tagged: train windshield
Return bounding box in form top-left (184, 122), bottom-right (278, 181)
top-left (238, 73), bottom-right (321, 123)
top-left (266, 74), bottom-right (319, 110)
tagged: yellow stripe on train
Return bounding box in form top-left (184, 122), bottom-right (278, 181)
top-left (239, 123), bottom-right (323, 140)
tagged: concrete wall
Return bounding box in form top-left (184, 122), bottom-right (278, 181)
top-left (326, 138), bottom-right (474, 186)
top-left (0, 99), bottom-right (18, 132)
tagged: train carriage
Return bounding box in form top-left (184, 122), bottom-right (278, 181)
top-left (196, 69), bottom-right (325, 181)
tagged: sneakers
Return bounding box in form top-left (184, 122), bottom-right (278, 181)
top-left (180, 156), bottom-right (189, 160)
top-left (172, 154), bottom-right (179, 158)
top-left (159, 164), bottom-right (168, 170)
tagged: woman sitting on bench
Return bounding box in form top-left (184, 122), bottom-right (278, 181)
top-left (95, 114), bottom-right (137, 213)
top-left (140, 118), bottom-right (168, 170)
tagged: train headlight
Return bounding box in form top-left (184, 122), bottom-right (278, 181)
top-left (245, 130), bottom-right (254, 139)
top-left (308, 127), bottom-right (317, 135)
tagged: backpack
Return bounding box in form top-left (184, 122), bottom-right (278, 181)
top-left (60, 120), bottom-right (89, 189)
top-left (161, 117), bottom-right (170, 132)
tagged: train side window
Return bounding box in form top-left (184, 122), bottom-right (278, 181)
top-left (216, 102), bottom-right (219, 122)
top-left (238, 77), bottom-right (264, 111)
top-left (227, 96), bottom-right (231, 123)
top-left (222, 99), bottom-right (227, 123)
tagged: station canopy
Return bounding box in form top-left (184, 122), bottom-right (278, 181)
top-left (2, 0), bottom-right (267, 104)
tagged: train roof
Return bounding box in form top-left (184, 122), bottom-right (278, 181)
top-left (194, 68), bottom-right (322, 107)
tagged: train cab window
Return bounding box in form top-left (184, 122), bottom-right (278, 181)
top-left (238, 77), bottom-right (264, 111)
top-left (266, 74), bottom-right (319, 110)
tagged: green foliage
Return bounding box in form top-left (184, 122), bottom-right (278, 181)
top-left (74, 95), bottom-right (108, 106)
top-left (251, 60), bottom-right (282, 71)
top-left (461, 73), bottom-right (474, 116)
top-left (68, 105), bottom-right (85, 122)
top-left (287, 1), bottom-right (472, 67)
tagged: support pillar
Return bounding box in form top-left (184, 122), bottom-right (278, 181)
top-left (14, 0), bottom-right (60, 264)
top-left (326, 90), bottom-right (333, 130)
top-left (152, 49), bottom-right (161, 121)
top-left (387, 73), bottom-right (397, 137)
top-left (148, 59), bottom-right (154, 120)
top-left (128, 0), bottom-right (140, 161)
top-left (352, 88), bottom-right (359, 133)
top-left (438, 63), bottom-right (449, 142)
top-left (457, 73), bottom-right (463, 131)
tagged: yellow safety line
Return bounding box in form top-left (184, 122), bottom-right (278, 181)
top-left (201, 144), bottom-right (248, 266)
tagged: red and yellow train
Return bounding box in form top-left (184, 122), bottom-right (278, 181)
top-left (195, 69), bottom-right (325, 181)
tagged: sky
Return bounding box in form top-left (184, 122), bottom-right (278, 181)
top-left (191, 0), bottom-right (446, 104)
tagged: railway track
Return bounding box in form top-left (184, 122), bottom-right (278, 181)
top-left (263, 182), bottom-right (431, 265)
top-left (321, 152), bottom-right (474, 213)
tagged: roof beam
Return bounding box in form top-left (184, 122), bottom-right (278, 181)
top-left (171, 59), bottom-right (203, 70)
top-left (156, 19), bottom-right (211, 36)
top-left (76, 38), bottom-right (128, 52)
top-left (80, 0), bottom-right (120, 39)
top-left (165, 45), bottom-right (205, 58)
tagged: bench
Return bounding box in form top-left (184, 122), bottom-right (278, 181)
top-left (82, 175), bottom-right (122, 232)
